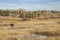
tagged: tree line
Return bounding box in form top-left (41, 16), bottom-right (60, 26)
top-left (0, 9), bottom-right (60, 19)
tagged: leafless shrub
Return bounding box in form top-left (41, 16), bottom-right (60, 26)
top-left (57, 22), bottom-right (60, 24)
top-left (7, 37), bottom-right (18, 40)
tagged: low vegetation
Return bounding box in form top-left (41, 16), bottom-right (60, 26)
top-left (0, 9), bottom-right (60, 40)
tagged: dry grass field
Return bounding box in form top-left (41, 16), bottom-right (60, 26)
top-left (0, 16), bottom-right (60, 40)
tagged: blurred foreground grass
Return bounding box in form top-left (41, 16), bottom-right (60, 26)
top-left (0, 17), bottom-right (60, 40)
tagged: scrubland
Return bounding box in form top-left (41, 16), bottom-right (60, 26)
top-left (0, 10), bottom-right (60, 40)
top-left (0, 17), bottom-right (60, 40)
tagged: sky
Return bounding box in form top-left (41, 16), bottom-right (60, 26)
top-left (0, 0), bottom-right (60, 11)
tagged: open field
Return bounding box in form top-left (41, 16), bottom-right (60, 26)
top-left (0, 17), bottom-right (60, 40)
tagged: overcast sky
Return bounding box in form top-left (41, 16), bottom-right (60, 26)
top-left (0, 0), bottom-right (60, 11)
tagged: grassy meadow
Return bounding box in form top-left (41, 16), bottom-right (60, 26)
top-left (0, 16), bottom-right (60, 40)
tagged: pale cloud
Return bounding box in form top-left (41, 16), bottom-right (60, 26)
top-left (0, 3), bottom-right (18, 7)
top-left (0, 3), bottom-right (47, 10)
top-left (48, 1), bottom-right (60, 5)
top-left (0, 1), bottom-right (60, 11)
top-left (0, 3), bottom-right (20, 9)
top-left (18, 0), bottom-right (51, 1)
top-left (19, 1), bottom-right (60, 11)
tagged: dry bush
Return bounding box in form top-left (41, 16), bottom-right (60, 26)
top-left (0, 37), bottom-right (2, 40)
top-left (7, 37), bottom-right (18, 40)
top-left (57, 22), bottom-right (60, 24)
